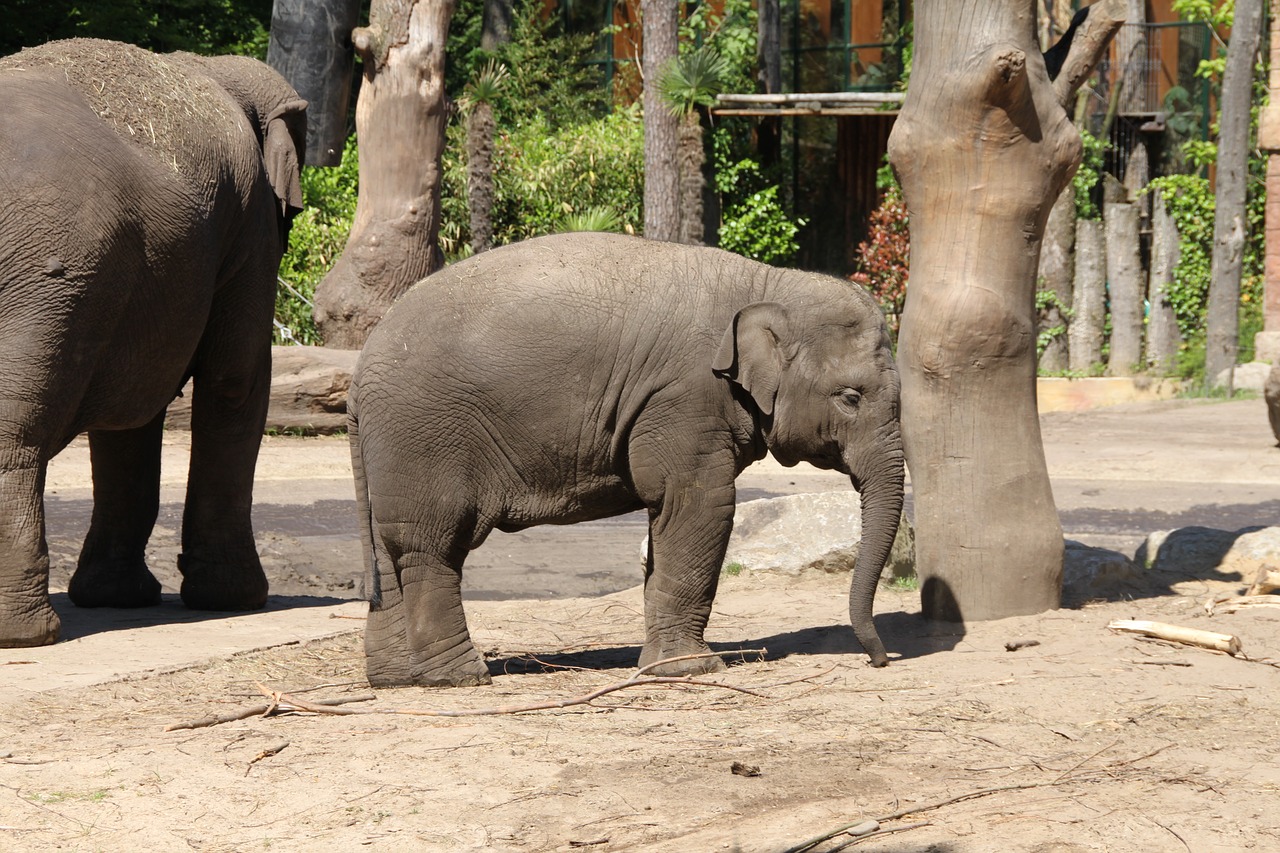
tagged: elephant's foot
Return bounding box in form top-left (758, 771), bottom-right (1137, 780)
top-left (68, 558), bottom-right (162, 608)
top-left (0, 596), bottom-right (60, 648)
top-left (638, 637), bottom-right (726, 676)
top-left (366, 644), bottom-right (492, 689)
top-left (177, 552), bottom-right (268, 611)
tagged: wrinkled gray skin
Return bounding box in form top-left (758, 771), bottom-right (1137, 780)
top-left (350, 233), bottom-right (904, 687)
top-left (0, 39), bottom-right (306, 647)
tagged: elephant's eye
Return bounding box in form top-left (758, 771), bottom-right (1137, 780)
top-left (837, 388), bottom-right (862, 409)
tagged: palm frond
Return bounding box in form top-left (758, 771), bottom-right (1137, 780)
top-left (656, 47), bottom-right (730, 117)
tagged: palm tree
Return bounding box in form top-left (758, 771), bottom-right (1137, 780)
top-left (657, 46), bottom-right (728, 246)
top-left (462, 60), bottom-right (508, 254)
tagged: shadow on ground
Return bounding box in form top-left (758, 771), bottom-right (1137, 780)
top-left (485, 613), bottom-right (964, 677)
top-left (51, 592), bottom-right (352, 642)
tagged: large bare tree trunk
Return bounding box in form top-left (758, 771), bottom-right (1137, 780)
top-left (756, 0), bottom-right (782, 168)
top-left (642, 0), bottom-right (679, 242)
top-left (1146, 187), bottom-right (1181, 374)
top-left (889, 0), bottom-right (1122, 623)
top-left (312, 0), bottom-right (456, 349)
top-left (1206, 0), bottom-right (1265, 386)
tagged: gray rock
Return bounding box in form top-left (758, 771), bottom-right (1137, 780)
top-left (1136, 525), bottom-right (1276, 580)
top-left (167, 345), bottom-right (358, 434)
top-left (1265, 362), bottom-right (1280, 446)
top-left (1062, 540), bottom-right (1136, 595)
top-left (720, 492), bottom-right (915, 582)
top-left (1213, 361), bottom-right (1273, 392)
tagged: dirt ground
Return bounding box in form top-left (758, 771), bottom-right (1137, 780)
top-left (3, 397), bottom-right (1279, 852)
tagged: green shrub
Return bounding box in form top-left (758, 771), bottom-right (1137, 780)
top-left (440, 106), bottom-right (644, 253)
top-left (276, 136), bottom-right (359, 345)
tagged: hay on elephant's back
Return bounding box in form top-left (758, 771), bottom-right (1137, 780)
top-left (0, 39), bottom-right (241, 175)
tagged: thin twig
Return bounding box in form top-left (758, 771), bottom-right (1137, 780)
top-left (163, 693), bottom-right (376, 731)
top-left (826, 821), bottom-right (931, 851)
top-left (163, 650), bottom-right (780, 730)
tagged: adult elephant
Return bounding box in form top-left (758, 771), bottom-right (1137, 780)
top-left (349, 233), bottom-right (905, 687)
top-left (0, 39), bottom-right (306, 647)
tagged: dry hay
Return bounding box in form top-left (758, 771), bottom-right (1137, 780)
top-left (0, 38), bottom-right (240, 175)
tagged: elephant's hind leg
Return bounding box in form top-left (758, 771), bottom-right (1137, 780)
top-left (365, 485), bottom-right (491, 688)
top-left (0, 459), bottom-right (60, 647)
top-left (68, 413), bottom-right (165, 608)
top-left (178, 300), bottom-right (271, 612)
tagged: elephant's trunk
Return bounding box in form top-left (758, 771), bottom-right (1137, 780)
top-left (845, 424), bottom-right (905, 667)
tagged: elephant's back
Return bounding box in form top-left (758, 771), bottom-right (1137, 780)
top-left (0, 39), bottom-right (244, 181)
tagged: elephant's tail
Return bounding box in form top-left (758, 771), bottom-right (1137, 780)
top-left (347, 396), bottom-right (383, 608)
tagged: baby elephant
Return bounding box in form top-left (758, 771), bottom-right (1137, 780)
top-left (349, 233), bottom-right (904, 687)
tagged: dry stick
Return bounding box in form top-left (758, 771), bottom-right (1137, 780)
top-left (164, 650), bottom-right (775, 730)
top-left (826, 821), bottom-right (931, 852)
top-left (164, 693), bottom-right (376, 731)
top-left (255, 659), bottom-right (781, 720)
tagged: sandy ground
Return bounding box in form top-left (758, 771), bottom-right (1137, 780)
top-left (2, 397), bottom-right (1278, 852)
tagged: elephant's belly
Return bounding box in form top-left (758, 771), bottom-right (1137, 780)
top-left (493, 480), bottom-right (645, 533)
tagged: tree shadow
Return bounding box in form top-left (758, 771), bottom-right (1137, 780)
top-left (486, 612), bottom-right (964, 677)
top-left (1062, 524), bottom-right (1263, 608)
top-left (51, 592), bottom-right (354, 642)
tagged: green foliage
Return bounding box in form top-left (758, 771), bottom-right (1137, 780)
top-left (1145, 174), bottom-right (1215, 340)
top-left (850, 186), bottom-right (909, 333)
top-left (276, 136), bottom-right (359, 345)
top-left (463, 59), bottom-right (509, 108)
top-left (712, 139), bottom-right (804, 265)
top-left (679, 0), bottom-right (757, 94)
top-left (557, 206), bottom-right (623, 234)
top-left (1073, 128), bottom-right (1106, 220)
top-left (440, 106), bottom-right (644, 252)
top-left (1035, 288), bottom-right (1073, 358)
top-left (1146, 171), bottom-right (1266, 377)
top-left (657, 46), bottom-right (729, 116)
top-left (489, 0), bottom-right (609, 129)
top-left (4, 0), bottom-right (273, 57)
top-left (722, 561), bottom-right (745, 578)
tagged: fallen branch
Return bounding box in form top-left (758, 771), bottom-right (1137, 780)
top-left (163, 649), bottom-right (791, 730)
top-left (1204, 594), bottom-right (1280, 616)
top-left (1107, 619), bottom-right (1243, 657)
top-left (164, 694), bottom-right (376, 731)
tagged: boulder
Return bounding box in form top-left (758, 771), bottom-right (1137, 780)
top-left (719, 492), bottom-right (915, 582)
top-left (1062, 540), bottom-right (1136, 596)
top-left (1136, 525), bottom-right (1278, 583)
top-left (1213, 361), bottom-right (1273, 392)
top-left (167, 345), bottom-right (359, 434)
top-left (1266, 361), bottom-right (1280, 446)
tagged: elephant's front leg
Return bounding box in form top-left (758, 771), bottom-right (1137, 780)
top-left (0, 453), bottom-right (59, 647)
top-left (634, 443), bottom-right (737, 677)
top-left (68, 413), bottom-right (165, 608)
top-left (178, 338), bottom-right (270, 612)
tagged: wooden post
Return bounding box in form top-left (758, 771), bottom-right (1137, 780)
top-left (1104, 187), bottom-right (1144, 376)
top-left (1070, 218), bottom-right (1107, 372)
top-left (889, 0), bottom-right (1123, 622)
top-left (1146, 187), bottom-right (1181, 374)
top-left (1037, 186), bottom-right (1075, 372)
top-left (1257, 0), bottom-right (1280, 363)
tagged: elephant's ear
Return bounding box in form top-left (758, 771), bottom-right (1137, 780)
top-left (712, 302), bottom-right (791, 416)
top-left (263, 99), bottom-right (308, 222)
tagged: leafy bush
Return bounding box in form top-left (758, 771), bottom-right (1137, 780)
top-left (276, 136), bottom-right (359, 344)
top-left (710, 129), bottom-right (804, 265)
top-left (439, 106), bottom-right (644, 252)
top-left (849, 187), bottom-right (909, 334)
